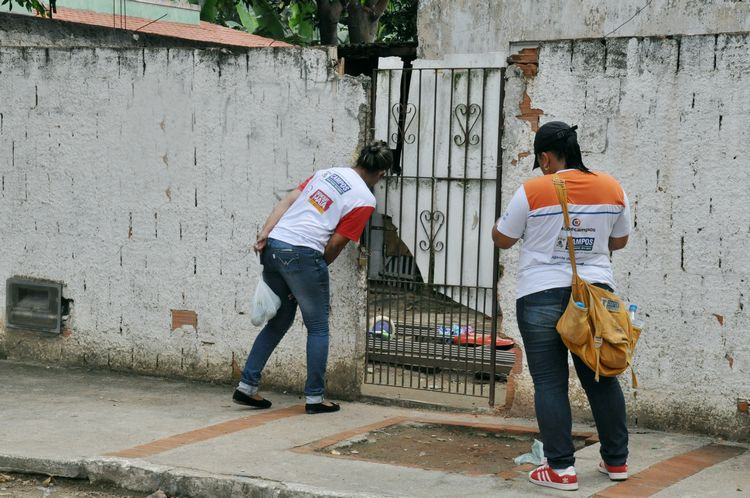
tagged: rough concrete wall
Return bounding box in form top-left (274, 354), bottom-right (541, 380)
top-left (418, 0), bottom-right (750, 60)
top-left (0, 39), bottom-right (370, 398)
top-left (500, 35), bottom-right (750, 440)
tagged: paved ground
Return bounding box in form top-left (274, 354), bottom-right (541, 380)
top-left (0, 360), bottom-right (747, 497)
top-left (0, 471), bottom-right (148, 497)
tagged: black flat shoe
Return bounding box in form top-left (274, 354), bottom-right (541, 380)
top-left (232, 389), bottom-right (272, 409)
top-left (305, 402), bottom-right (340, 414)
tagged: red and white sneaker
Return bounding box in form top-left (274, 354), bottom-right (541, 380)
top-left (528, 463), bottom-right (578, 491)
top-left (598, 461), bottom-right (628, 480)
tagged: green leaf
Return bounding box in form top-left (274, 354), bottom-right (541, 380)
top-left (289, 1), bottom-right (315, 42)
top-left (249, 0), bottom-right (289, 40)
top-left (200, 0), bottom-right (219, 23)
top-left (5, 0), bottom-right (50, 16)
top-left (236, 2), bottom-right (260, 33)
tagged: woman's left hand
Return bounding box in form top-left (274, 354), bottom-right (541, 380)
top-left (253, 234), bottom-right (268, 254)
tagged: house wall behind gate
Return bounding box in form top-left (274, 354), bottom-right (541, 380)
top-left (418, 0), bottom-right (750, 60)
top-left (0, 23), bottom-right (370, 398)
top-left (500, 35), bottom-right (750, 440)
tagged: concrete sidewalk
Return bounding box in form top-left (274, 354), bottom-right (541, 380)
top-left (0, 360), bottom-right (747, 497)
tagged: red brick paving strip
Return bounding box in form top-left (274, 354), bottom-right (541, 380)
top-left (107, 405), bottom-right (305, 458)
top-left (413, 417), bottom-right (597, 444)
top-left (595, 444), bottom-right (746, 498)
top-left (293, 417), bottom-right (410, 453)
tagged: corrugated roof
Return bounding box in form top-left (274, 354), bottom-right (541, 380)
top-left (46, 6), bottom-right (292, 48)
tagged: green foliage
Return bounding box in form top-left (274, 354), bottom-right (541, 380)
top-left (377, 0), bottom-right (417, 43)
top-left (288, 1), bottom-right (316, 41)
top-left (235, 2), bottom-right (259, 33)
top-left (248, 0), bottom-right (290, 40)
top-left (211, 0), bottom-right (316, 44)
top-left (2, 0), bottom-right (50, 17)
top-left (200, 0), bottom-right (219, 23)
top-left (3, 0), bottom-right (415, 45)
top-left (205, 0), bottom-right (416, 46)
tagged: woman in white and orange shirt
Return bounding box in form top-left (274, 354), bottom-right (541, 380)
top-left (493, 122), bottom-right (631, 492)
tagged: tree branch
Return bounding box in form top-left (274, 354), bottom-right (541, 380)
top-left (346, 0), bottom-right (387, 43)
top-left (316, 0), bottom-right (345, 45)
top-left (370, 0), bottom-right (388, 17)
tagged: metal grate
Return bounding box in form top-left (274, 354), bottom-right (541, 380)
top-left (6, 277), bottom-right (63, 334)
top-left (364, 66), bottom-right (510, 405)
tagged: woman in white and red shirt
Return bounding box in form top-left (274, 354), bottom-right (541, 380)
top-left (233, 142), bottom-right (392, 414)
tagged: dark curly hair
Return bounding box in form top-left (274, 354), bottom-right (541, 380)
top-left (357, 140), bottom-right (393, 173)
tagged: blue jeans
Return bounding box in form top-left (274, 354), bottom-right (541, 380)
top-left (516, 286), bottom-right (628, 469)
top-left (241, 238), bottom-right (330, 402)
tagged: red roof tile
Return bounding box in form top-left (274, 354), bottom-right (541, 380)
top-left (47, 6), bottom-right (292, 48)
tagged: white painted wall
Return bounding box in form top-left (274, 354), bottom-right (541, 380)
top-left (500, 35), bottom-right (750, 439)
top-left (418, 0), bottom-right (750, 60)
top-left (0, 43), bottom-right (370, 398)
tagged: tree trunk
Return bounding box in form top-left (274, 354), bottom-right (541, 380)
top-left (346, 0), bottom-right (388, 44)
top-left (316, 0), bottom-right (345, 45)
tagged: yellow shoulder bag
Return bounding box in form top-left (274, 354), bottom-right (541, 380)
top-left (552, 174), bottom-right (641, 386)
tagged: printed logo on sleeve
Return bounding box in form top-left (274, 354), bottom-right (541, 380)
top-left (324, 173), bottom-right (352, 194)
top-left (308, 189), bottom-right (334, 213)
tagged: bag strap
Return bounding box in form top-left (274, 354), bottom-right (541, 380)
top-left (554, 173), bottom-right (604, 379)
top-left (552, 174), bottom-right (578, 278)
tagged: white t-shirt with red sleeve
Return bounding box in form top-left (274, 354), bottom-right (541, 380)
top-left (269, 167), bottom-right (375, 253)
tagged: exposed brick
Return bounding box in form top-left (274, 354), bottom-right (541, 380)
top-left (517, 93), bottom-right (543, 132)
top-left (510, 151), bottom-right (530, 166)
top-left (496, 346), bottom-right (524, 413)
top-left (507, 48), bottom-right (538, 78)
top-left (171, 309), bottom-right (197, 331)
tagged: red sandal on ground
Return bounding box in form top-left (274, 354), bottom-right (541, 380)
top-left (528, 463), bottom-right (578, 491)
top-left (598, 461), bottom-right (628, 480)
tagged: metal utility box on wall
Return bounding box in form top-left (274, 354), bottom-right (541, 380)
top-left (5, 278), bottom-right (63, 334)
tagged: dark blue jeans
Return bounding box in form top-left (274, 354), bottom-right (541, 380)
top-left (516, 286), bottom-right (628, 469)
top-left (241, 238), bottom-right (330, 402)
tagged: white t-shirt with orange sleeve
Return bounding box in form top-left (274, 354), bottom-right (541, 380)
top-left (497, 169), bottom-right (631, 298)
top-left (269, 167), bottom-right (375, 254)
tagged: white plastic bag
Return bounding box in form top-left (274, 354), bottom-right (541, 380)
top-left (514, 439), bottom-right (544, 466)
top-left (251, 258), bottom-right (281, 326)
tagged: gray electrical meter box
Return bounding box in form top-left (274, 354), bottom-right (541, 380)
top-left (6, 278), bottom-right (63, 334)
